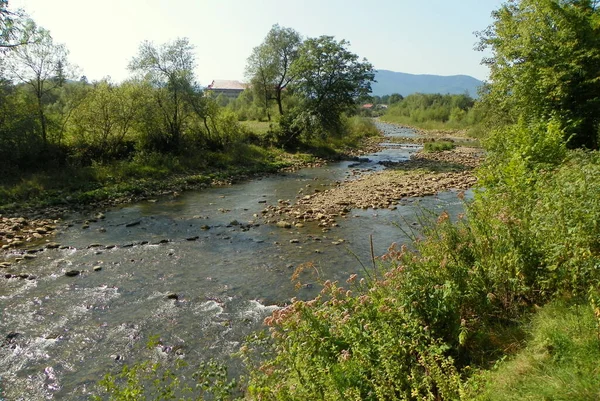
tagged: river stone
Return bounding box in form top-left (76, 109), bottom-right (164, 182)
top-left (276, 221), bottom-right (292, 229)
top-left (186, 236), bottom-right (199, 241)
top-left (65, 270), bottom-right (80, 277)
top-left (125, 221), bottom-right (141, 228)
top-left (290, 239), bottom-right (300, 244)
top-left (45, 242), bottom-right (60, 249)
top-left (93, 266), bottom-right (102, 272)
top-left (166, 293), bottom-right (179, 300)
top-left (200, 225), bottom-right (210, 230)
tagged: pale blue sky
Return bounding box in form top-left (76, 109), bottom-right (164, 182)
top-left (11, 0), bottom-right (505, 85)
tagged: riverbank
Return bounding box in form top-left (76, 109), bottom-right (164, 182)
top-left (0, 123), bottom-right (482, 251)
top-left (0, 135), bottom-right (386, 250)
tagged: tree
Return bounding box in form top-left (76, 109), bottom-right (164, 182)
top-left (388, 93), bottom-right (404, 104)
top-left (290, 36), bottom-right (374, 136)
top-left (128, 37), bottom-right (197, 152)
top-left (70, 80), bottom-right (142, 160)
top-left (477, 0), bottom-right (600, 149)
top-left (0, 0), bottom-right (33, 52)
top-left (5, 24), bottom-right (70, 146)
top-left (245, 25), bottom-right (302, 118)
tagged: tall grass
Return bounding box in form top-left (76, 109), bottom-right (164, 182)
top-left (465, 301), bottom-right (600, 400)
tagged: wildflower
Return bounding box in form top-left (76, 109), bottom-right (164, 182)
top-left (339, 349), bottom-right (351, 362)
top-left (346, 274), bottom-right (358, 284)
top-left (437, 211), bottom-right (450, 223)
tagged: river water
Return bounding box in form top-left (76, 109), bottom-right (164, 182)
top-left (0, 122), bottom-right (467, 400)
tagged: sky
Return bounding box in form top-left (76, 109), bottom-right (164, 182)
top-left (10, 0), bottom-right (505, 86)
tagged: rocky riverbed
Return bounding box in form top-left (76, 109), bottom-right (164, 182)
top-left (0, 216), bottom-right (59, 250)
top-left (260, 146), bottom-right (482, 228)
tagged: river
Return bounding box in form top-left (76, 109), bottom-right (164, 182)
top-left (0, 122), bottom-right (467, 400)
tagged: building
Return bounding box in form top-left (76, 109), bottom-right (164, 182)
top-left (206, 80), bottom-right (247, 98)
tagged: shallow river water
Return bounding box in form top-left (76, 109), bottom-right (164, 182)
top-left (0, 122), bottom-right (467, 400)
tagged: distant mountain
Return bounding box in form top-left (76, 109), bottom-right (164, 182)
top-left (371, 70), bottom-right (484, 98)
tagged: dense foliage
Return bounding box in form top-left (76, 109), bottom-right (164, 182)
top-left (381, 93), bottom-right (483, 130)
top-left (477, 0), bottom-right (600, 149)
top-left (245, 26), bottom-right (375, 146)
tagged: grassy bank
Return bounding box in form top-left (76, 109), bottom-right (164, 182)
top-left (0, 117), bottom-right (380, 216)
top-left (465, 300), bottom-right (600, 400)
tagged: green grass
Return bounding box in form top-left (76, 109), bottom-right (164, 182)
top-left (240, 120), bottom-right (273, 136)
top-left (423, 140), bottom-right (456, 152)
top-left (465, 301), bottom-right (600, 401)
top-left (0, 144), bottom-right (306, 213)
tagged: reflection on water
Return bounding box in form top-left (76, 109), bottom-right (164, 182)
top-left (0, 122), bottom-right (468, 400)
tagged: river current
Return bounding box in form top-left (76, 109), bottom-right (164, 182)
top-left (0, 122), bottom-right (467, 400)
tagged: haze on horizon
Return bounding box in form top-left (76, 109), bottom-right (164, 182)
top-left (10, 0), bottom-right (505, 85)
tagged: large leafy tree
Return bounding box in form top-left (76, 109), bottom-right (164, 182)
top-left (245, 25), bottom-right (301, 119)
top-left (128, 37), bottom-right (198, 152)
top-left (5, 24), bottom-right (70, 146)
top-left (290, 35), bottom-right (374, 136)
top-left (477, 0), bottom-right (600, 149)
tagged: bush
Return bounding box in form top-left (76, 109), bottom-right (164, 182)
top-left (423, 140), bottom-right (456, 153)
top-left (242, 276), bottom-right (462, 400)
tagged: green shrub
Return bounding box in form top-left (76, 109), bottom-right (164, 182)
top-left (242, 276), bottom-right (462, 400)
top-left (423, 141), bottom-right (456, 152)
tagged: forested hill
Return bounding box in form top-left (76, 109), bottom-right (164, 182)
top-left (371, 69), bottom-right (483, 97)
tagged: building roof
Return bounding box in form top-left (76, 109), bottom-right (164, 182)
top-left (207, 80), bottom-right (247, 90)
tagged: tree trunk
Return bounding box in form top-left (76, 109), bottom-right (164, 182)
top-left (276, 89), bottom-right (284, 116)
top-left (37, 96), bottom-right (47, 146)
